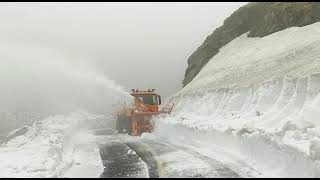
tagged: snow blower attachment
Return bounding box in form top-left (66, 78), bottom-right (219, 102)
top-left (115, 89), bottom-right (174, 136)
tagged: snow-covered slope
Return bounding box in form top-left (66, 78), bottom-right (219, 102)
top-left (159, 22), bottom-right (320, 177)
top-left (0, 112), bottom-right (104, 178)
top-left (182, 22), bottom-right (320, 93)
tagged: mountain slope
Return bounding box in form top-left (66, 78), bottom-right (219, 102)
top-left (183, 2), bottom-right (320, 87)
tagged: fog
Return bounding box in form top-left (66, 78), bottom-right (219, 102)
top-left (0, 2), bottom-right (246, 134)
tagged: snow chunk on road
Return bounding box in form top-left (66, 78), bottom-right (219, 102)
top-left (127, 149), bottom-right (137, 155)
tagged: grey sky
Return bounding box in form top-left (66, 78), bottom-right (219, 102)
top-left (0, 2), bottom-right (246, 97)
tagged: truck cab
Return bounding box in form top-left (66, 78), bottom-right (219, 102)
top-left (130, 89), bottom-right (161, 112)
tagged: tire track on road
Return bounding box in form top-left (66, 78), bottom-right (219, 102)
top-left (164, 142), bottom-right (241, 178)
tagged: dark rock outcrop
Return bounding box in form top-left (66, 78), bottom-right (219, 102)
top-left (182, 2), bottom-right (320, 87)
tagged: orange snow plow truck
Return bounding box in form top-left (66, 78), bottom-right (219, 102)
top-left (115, 89), bottom-right (174, 136)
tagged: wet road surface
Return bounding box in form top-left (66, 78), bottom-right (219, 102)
top-left (94, 128), bottom-right (242, 178)
top-left (99, 141), bottom-right (148, 178)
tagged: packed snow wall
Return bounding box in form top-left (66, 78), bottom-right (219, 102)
top-left (155, 22), bottom-right (320, 177)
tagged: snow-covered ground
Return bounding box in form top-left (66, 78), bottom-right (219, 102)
top-left (157, 22), bottom-right (320, 177)
top-left (2, 20), bottom-right (320, 179)
top-left (62, 131), bottom-right (104, 178)
top-left (0, 111), bottom-right (104, 178)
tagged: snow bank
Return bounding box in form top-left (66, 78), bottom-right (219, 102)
top-left (0, 111), bottom-right (101, 177)
top-left (62, 131), bottom-right (104, 178)
top-left (160, 22), bottom-right (320, 177)
top-left (153, 122), bottom-right (320, 177)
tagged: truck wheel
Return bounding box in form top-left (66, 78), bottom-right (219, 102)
top-left (116, 115), bottom-right (123, 133)
top-left (123, 116), bottom-right (132, 135)
top-left (116, 116), bottom-right (132, 135)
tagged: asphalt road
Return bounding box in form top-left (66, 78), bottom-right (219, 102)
top-left (94, 128), bottom-right (241, 178)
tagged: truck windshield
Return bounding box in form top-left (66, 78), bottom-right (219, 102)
top-left (137, 95), bottom-right (157, 105)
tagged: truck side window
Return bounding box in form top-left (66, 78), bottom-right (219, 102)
top-left (137, 96), bottom-right (143, 102)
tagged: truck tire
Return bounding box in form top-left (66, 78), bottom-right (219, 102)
top-left (116, 115), bottom-right (132, 135)
top-left (124, 116), bottom-right (132, 135)
top-left (116, 115), bottom-right (123, 132)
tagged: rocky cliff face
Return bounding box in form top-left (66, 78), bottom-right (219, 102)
top-left (182, 2), bottom-right (320, 87)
